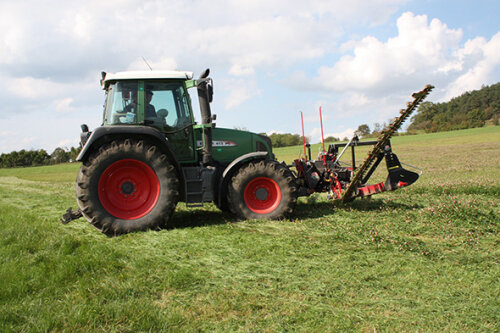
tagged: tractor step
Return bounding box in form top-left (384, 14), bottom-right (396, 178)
top-left (184, 167), bottom-right (204, 207)
top-left (183, 166), bottom-right (216, 207)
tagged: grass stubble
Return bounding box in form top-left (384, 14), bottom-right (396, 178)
top-left (0, 127), bottom-right (498, 332)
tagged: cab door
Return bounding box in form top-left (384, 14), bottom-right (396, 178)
top-left (143, 81), bottom-right (196, 162)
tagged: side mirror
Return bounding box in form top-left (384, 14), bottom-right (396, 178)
top-left (199, 68), bottom-right (210, 79)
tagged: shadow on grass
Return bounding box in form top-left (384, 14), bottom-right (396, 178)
top-left (345, 198), bottom-right (424, 211)
top-left (293, 198), bottom-right (423, 219)
top-left (166, 198), bottom-right (425, 228)
top-left (168, 208), bottom-right (238, 229)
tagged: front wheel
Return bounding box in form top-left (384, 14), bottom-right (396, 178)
top-left (76, 139), bottom-right (179, 236)
top-left (228, 160), bottom-right (297, 220)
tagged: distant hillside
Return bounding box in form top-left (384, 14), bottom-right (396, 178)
top-left (408, 83), bottom-right (500, 133)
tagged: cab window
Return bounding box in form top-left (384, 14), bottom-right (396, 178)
top-left (144, 82), bottom-right (192, 130)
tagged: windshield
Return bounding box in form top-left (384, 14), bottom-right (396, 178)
top-left (103, 82), bottom-right (139, 125)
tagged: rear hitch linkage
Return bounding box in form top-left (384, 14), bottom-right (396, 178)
top-left (60, 207), bottom-right (83, 224)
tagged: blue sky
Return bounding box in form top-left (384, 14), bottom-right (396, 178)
top-left (0, 0), bottom-right (499, 154)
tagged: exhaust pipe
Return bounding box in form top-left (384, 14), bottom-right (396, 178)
top-left (197, 69), bottom-right (214, 165)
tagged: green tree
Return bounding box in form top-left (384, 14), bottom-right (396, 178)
top-left (408, 82), bottom-right (500, 133)
top-left (371, 123), bottom-right (382, 136)
top-left (51, 147), bottom-right (69, 164)
top-left (33, 150), bottom-right (50, 166)
top-left (269, 133), bottom-right (307, 147)
top-left (324, 136), bottom-right (339, 142)
top-left (354, 124), bottom-right (371, 138)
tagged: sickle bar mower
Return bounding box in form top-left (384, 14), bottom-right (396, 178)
top-left (293, 85), bottom-right (434, 203)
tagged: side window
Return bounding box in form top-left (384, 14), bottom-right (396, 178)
top-left (144, 83), bottom-right (193, 130)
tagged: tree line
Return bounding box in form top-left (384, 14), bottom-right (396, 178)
top-left (267, 133), bottom-right (307, 148)
top-left (0, 147), bottom-right (82, 168)
top-left (408, 82), bottom-right (499, 132)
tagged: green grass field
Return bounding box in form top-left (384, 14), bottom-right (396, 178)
top-left (1, 127), bottom-right (499, 332)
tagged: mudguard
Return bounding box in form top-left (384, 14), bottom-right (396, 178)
top-left (76, 125), bottom-right (184, 188)
top-left (217, 151), bottom-right (270, 207)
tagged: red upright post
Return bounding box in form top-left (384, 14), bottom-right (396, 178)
top-left (301, 111), bottom-right (307, 162)
top-left (320, 106), bottom-right (326, 164)
top-left (320, 106), bottom-right (325, 153)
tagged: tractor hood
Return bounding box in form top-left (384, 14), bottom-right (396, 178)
top-left (195, 127), bottom-right (273, 163)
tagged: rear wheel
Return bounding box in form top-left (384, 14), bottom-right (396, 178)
top-left (228, 160), bottom-right (297, 220)
top-left (76, 139), bottom-right (179, 235)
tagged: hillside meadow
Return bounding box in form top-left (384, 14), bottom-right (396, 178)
top-left (0, 126), bottom-right (499, 332)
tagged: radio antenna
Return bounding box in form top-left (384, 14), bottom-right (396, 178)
top-left (142, 56), bottom-right (153, 71)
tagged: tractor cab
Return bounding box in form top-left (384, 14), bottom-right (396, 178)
top-left (100, 71), bottom-right (197, 161)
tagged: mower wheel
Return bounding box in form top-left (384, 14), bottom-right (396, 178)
top-left (228, 160), bottom-right (297, 220)
top-left (76, 139), bottom-right (179, 236)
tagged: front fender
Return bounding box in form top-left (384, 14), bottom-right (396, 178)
top-left (76, 125), bottom-right (184, 192)
top-left (217, 151), bottom-right (270, 207)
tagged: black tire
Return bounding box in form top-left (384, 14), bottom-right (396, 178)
top-left (228, 160), bottom-right (297, 220)
top-left (76, 139), bottom-right (179, 236)
top-left (215, 198), bottom-right (230, 213)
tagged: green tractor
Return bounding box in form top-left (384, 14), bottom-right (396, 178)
top-left (67, 69), bottom-right (296, 235)
top-left (62, 68), bottom-right (432, 235)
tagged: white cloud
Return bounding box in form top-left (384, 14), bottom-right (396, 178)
top-left (309, 127), bottom-right (356, 143)
top-left (224, 79), bottom-right (261, 109)
top-left (56, 139), bottom-right (76, 149)
top-left (0, 0), bottom-right (405, 79)
top-left (55, 98), bottom-right (75, 114)
top-left (6, 77), bottom-right (63, 99)
top-left (314, 12), bottom-right (464, 93)
top-left (309, 11), bottom-right (500, 126)
top-left (0, 74), bottom-right (101, 118)
top-left (445, 32), bottom-right (500, 99)
top-left (229, 64), bottom-right (255, 77)
top-left (267, 130), bottom-right (285, 135)
top-left (314, 12), bottom-right (500, 101)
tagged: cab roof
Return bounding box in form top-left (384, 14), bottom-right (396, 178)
top-left (102, 70), bottom-right (194, 86)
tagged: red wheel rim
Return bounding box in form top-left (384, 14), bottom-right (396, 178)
top-left (243, 177), bottom-right (281, 214)
top-left (98, 159), bottom-right (160, 219)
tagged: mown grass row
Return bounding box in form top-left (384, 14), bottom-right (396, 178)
top-left (0, 126), bottom-right (499, 332)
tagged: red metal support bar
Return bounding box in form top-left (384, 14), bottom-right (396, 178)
top-left (301, 111), bottom-right (307, 162)
top-left (319, 106), bottom-right (326, 165)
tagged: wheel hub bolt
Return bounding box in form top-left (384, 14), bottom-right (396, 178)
top-left (255, 188), bottom-right (268, 201)
top-left (121, 181), bottom-right (135, 195)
